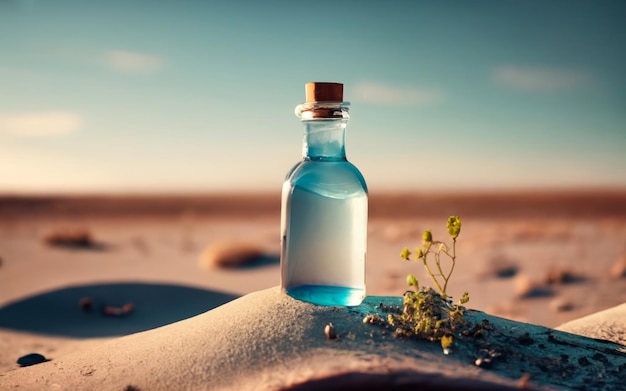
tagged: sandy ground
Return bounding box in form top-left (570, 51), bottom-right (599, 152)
top-left (0, 191), bottom-right (625, 381)
top-left (1, 287), bottom-right (625, 391)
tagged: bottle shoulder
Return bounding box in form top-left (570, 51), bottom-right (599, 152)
top-left (284, 159), bottom-right (368, 197)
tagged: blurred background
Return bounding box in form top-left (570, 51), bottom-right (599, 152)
top-left (1, 0), bottom-right (625, 195)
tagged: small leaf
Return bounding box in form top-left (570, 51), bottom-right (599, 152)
top-left (460, 292), bottom-right (470, 305)
top-left (406, 274), bottom-right (418, 288)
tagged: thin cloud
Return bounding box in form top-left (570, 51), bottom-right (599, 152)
top-left (352, 82), bottom-right (444, 106)
top-left (493, 66), bottom-right (589, 92)
top-left (105, 50), bottom-right (163, 73)
top-left (0, 111), bottom-right (83, 137)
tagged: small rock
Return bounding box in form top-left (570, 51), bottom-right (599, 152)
top-left (515, 275), bottom-right (554, 298)
top-left (474, 356), bottom-right (492, 368)
top-left (544, 266), bottom-right (584, 285)
top-left (609, 256), bottom-right (626, 278)
top-left (122, 303), bottom-right (134, 313)
top-left (102, 303), bottom-right (134, 317)
top-left (79, 297), bottom-right (93, 311)
top-left (494, 264), bottom-right (519, 279)
top-left (481, 254), bottom-right (519, 279)
top-left (198, 241), bottom-right (265, 269)
top-left (324, 323), bottom-right (338, 340)
top-left (44, 228), bottom-right (96, 248)
top-left (549, 298), bottom-right (575, 312)
top-left (17, 353), bottom-right (48, 367)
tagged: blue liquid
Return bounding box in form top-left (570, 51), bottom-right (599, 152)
top-left (286, 285), bottom-right (365, 307)
top-left (280, 160), bottom-right (367, 306)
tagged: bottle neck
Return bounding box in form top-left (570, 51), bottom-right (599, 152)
top-left (295, 101), bottom-right (350, 161)
top-left (302, 119), bottom-right (347, 160)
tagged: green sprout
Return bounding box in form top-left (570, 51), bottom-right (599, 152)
top-left (372, 216), bottom-right (470, 353)
top-left (401, 215), bottom-right (463, 297)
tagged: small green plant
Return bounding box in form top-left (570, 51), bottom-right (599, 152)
top-left (385, 216), bottom-right (470, 352)
top-left (401, 216), bottom-right (463, 298)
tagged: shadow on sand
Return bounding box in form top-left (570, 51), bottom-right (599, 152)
top-left (0, 282), bottom-right (239, 338)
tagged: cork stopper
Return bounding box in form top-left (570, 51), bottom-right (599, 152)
top-left (305, 82), bottom-right (343, 103)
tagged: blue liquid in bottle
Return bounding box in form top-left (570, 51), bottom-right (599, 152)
top-left (280, 82), bottom-right (367, 307)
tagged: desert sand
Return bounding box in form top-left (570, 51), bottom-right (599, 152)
top-left (2, 286), bottom-right (625, 391)
top-left (0, 191), bottom-right (625, 389)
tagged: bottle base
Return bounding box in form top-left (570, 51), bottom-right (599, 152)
top-left (285, 284), bottom-right (365, 306)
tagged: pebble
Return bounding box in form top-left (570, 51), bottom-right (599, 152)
top-left (515, 275), bottom-right (553, 298)
top-left (543, 266), bottom-right (583, 285)
top-left (17, 353), bottom-right (48, 367)
top-left (79, 297), bottom-right (93, 311)
top-left (198, 241), bottom-right (265, 269)
top-left (103, 303), bottom-right (134, 317)
top-left (550, 298), bottom-right (575, 312)
top-left (324, 323), bottom-right (338, 340)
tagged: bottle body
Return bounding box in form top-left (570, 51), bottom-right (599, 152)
top-left (280, 92), bottom-right (368, 306)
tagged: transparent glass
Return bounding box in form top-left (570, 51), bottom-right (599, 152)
top-left (280, 101), bottom-right (368, 306)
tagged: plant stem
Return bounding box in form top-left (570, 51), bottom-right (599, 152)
top-left (442, 238), bottom-right (457, 294)
top-left (434, 251), bottom-right (446, 294)
top-left (423, 256), bottom-right (444, 294)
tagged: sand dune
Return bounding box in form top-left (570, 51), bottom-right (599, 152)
top-left (2, 287), bottom-right (625, 390)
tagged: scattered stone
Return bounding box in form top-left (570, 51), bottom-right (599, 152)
top-left (44, 228), bottom-right (93, 247)
top-left (79, 297), bottom-right (93, 311)
top-left (474, 356), bottom-right (491, 368)
top-left (494, 264), bottom-right (518, 279)
top-left (481, 254), bottom-right (519, 279)
top-left (609, 256), bottom-right (626, 278)
top-left (324, 323), bottom-right (338, 340)
top-left (543, 266), bottom-right (585, 285)
top-left (17, 353), bottom-right (48, 367)
top-left (103, 303), bottom-right (134, 317)
top-left (198, 241), bottom-right (265, 269)
top-left (515, 275), bottom-right (554, 298)
top-left (43, 227), bottom-right (104, 250)
top-left (549, 298), bottom-right (575, 312)
top-left (362, 314), bottom-right (383, 325)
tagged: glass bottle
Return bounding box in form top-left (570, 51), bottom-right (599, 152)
top-left (280, 82), bottom-right (368, 306)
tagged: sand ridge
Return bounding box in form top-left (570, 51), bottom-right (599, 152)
top-left (1, 287), bottom-right (625, 390)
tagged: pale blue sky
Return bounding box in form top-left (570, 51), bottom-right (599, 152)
top-left (1, 0), bottom-right (624, 193)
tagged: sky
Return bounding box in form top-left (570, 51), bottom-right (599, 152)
top-left (0, 0), bottom-right (625, 194)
